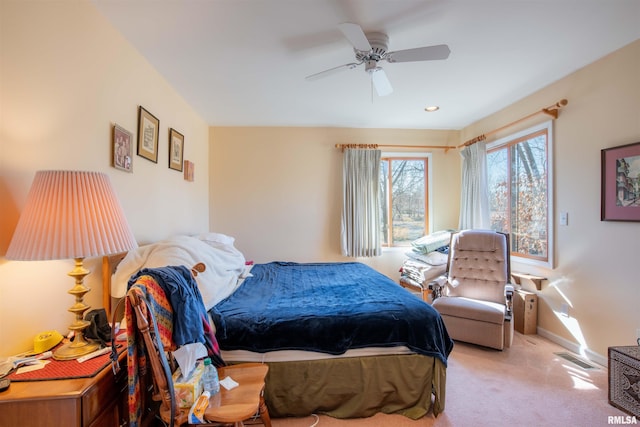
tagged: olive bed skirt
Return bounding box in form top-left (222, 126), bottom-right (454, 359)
top-left (258, 353), bottom-right (446, 419)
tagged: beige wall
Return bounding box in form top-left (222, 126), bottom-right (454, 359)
top-left (210, 40), bottom-right (640, 363)
top-left (0, 1), bottom-right (210, 355)
top-left (209, 127), bottom-right (461, 279)
top-left (1, 1), bottom-right (636, 364)
top-left (462, 39), bottom-right (640, 362)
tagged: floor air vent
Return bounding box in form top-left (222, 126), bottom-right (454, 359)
top-left (554, 352), bottom-right (597, 369)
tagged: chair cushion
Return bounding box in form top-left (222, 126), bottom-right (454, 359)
top-left (454, 229), bottom-right (500, 251)
top-left (445, 230), bottom-right (508, 304)
top-left (433, 296), bottom-right (505, 325)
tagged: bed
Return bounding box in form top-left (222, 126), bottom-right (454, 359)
top-left (104, 233), bottom-right (453, 420)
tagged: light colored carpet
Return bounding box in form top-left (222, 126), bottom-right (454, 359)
top-left (271, 333), bottom-right (627, 427)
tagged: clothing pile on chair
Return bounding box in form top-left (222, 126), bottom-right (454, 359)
top-left (124, 266), bottom-right (225, 427)
top-left (399, 230), bottom-right (454, 301)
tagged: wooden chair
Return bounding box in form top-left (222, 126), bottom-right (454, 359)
top-left (127, 278), bottom-right (271, 427)
top-left (204, 363), bottom-right (271, 427)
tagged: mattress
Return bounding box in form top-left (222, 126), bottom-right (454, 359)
top-left (211, 261), bottom-right (453, 364)
top-left (221, 345), bottom-right (415, 363)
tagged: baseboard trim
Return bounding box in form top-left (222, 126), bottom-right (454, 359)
top-left (536, 327), bottom-right (607, 367)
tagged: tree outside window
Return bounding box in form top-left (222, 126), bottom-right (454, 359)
top-left (380, 157), bottom-right (428, 246)
top-left (487, 123), bottom-right (553, 267)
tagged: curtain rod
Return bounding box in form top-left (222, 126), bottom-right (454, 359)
top-left (459, 98), bottom-right (568, 148)
top-left (334, 143), bottom-right (454, 152)
top-left (334, 98), bottom-right (568, 153)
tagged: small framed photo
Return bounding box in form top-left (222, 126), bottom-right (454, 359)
top-left (601, 141), bottom-right (640, 221)
top-left (137, 106), bottom-right (159, 163)
top-left (184, 160), bottom-right (195, 181)
top-left (169, 128), bottom-right (184, 171)
top-left (112, 124), bottom-right (133, 172)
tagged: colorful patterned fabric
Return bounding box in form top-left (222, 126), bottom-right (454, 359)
top-left (125, 274), bottom-right (175, 427)
top-left (202, 311), bottom-right (224, 367)
top-left (125, 266), bottom-right (225, 426)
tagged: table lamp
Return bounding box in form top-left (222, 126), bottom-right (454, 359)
top-left (6, 170), bottom-right (138, 360)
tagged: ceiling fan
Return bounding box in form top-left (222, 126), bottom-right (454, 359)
top-left (306, 22), bottom-right (451, 97)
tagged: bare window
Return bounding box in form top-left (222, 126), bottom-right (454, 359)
top-left (380, 157), bottom-right (428, 246)
top-left (487, 121), bottom-right (554, 267)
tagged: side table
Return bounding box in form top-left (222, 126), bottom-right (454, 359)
top-left (608, 346), bottom-right (640, 417)
top-left (399, 275), bottom-right (431, 303)
top-left (0, 349), bottom-right (156, 427)
top-left (0, 351), bottom-right (127, 427)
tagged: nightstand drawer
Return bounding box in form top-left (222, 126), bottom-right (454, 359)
top-left (0, 396), bottom-right (82, 426)
top-left (82, 362), bottom-right (125, 426)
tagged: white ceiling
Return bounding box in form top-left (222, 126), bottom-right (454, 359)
top-left (91, 0), bottom-right (640, 130)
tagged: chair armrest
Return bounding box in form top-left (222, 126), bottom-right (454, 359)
top-left (504, 283), bottom-right (514, 316)
top-left (427, 276), bottom-right (447, 300)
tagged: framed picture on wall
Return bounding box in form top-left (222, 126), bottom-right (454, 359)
top-left (168, 128), bottom-right (184, 171)
top-left (601, 141), bottom-right (640, 221)
top-left (184, 160), bottom-right (194, 181)
top-left (137, 106), bottom-right (159, 163)
top-left (112, 124), bottom-right (133, 173)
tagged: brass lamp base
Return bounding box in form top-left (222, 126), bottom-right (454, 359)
top-left (54, 338), bottom-right (101, 361)
top-left (53, 257), bottom-right (102, 361)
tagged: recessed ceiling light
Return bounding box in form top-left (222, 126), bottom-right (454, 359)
top-left (424, 106), bottom-right (440, 112)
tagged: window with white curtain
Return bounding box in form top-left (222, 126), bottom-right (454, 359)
top-left (487, 121), bottom-right (554, 268)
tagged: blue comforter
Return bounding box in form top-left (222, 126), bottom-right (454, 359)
top-left (210, 262), bottom-right (453, 366)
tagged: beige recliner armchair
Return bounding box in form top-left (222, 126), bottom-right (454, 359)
top-left (429, 229), bottom-right (514, 350)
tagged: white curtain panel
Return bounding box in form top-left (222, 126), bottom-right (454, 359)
top-left (341, 148), bottom-right (382, 257)
top-left (459, 142), bottom-right (490, 230)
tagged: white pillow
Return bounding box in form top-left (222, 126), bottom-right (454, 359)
top-left (194, 232), bottom-right (237, 247)
top-left (111, 234), bottom-right (246, 309)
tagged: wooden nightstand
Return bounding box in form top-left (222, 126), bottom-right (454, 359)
top-left (0, 351), bottom-right (155, 427)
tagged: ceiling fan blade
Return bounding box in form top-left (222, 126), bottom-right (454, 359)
top-left (386, 44), bottom-right (451, 63)
top-left (371, 68), bottom-right (393, 96)
top-left (305, 62), bottom-right (360, 81)
top-left (338, 22), bottom-right (372, 52)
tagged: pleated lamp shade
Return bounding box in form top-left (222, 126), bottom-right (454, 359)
top-left (6, 170), bottom-right (138, 260)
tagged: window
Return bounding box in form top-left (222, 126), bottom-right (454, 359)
top-left (487, 121), bottom-right (554, 268)
top-left (379, 156), bottom-right (429, 247)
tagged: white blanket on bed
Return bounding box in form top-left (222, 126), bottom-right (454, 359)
top-left (111, 234), bottom-right (246, 310)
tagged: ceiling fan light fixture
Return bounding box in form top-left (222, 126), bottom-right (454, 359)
top-left (364, 60), bottom-right (378, 73)
top-left (425, 106), bottom-right (440, 112)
